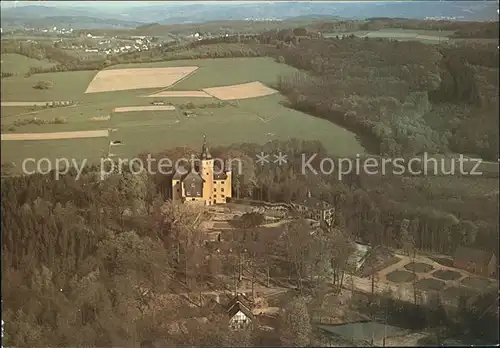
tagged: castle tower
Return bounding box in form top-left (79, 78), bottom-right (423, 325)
top-left (224, 160), bottom-right (232, 200)
top-left (200, 135), bottom-right (214, 205)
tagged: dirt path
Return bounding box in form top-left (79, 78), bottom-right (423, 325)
top-left (2, 101), bottom-right (72, 107)
top-left (1, 130), bottom-right (109, 141)
top-left (113, 105), bottom-right (176, 112)
top-left (144, 91), bottom-right (212, 98)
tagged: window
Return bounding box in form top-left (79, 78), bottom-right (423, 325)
top-left (221, 187), bottom-right (224, 192)
top-left (177, 189), bottom-right (180, 192)
top-left (192, 198), bottom-right (195, 201)
top-left (213, 188), bottom-right (217, 192)
top-left (221, 181), bottom-right (225, 184)
top-left (221, 194), bottom-right (225, 198)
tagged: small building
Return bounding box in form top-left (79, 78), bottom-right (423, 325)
top-left (347, 242), bottom-right (370, 273)
top-left (227, 295), bottom-right (254, 331)
top-left (453, 247), bottom-right (497, 278)
top-left (291, 196), bottom-right (335, 226)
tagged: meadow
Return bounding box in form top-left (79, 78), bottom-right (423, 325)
top-left (323, 29), bottom-right (454, 44)
top-left (1, 57), bottom-right (365, 172)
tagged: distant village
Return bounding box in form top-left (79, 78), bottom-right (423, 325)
top-left (0, 25), bottom-right (241, 57)
top-left (72, 33), bottom-right (157, 55)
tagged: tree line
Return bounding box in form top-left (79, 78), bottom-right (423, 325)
top-left (307, 18), bottom-right (499, 39)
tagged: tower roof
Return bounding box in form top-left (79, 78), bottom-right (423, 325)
top-left (201, 134), bottom-right (212, 160)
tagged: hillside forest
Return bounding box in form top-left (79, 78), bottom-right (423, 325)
top-left (2, 138), bottom-right (499, 345)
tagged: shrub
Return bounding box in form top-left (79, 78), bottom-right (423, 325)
top-left (33, 80), bottom-right (53, 90)
top-left (52, 116), bottom-right (68, 124)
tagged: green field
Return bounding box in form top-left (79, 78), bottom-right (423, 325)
top-left (1, 57), bottom-right (365, 171)
top-left (1, 53), bottom-right (56, 75)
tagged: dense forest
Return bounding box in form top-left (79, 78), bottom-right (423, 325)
top-left (2, 139), bottom-right (498, 345)
top-left (273, 36), bottom-right (498, 161)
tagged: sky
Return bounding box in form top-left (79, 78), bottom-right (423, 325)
top-left (0, 1), bottom-right (268, 8)
top-left (0, 0), bottom-right (439, 9)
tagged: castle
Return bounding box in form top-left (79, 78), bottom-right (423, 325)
top-left (171, 136), bottom-right (232, 205)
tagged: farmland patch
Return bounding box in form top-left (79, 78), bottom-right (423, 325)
top-left (85, 67), bottom-right (199, 93)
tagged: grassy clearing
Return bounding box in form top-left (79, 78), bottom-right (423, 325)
top-left (386, 270), bottom-right (416, 283)
top-left (432, 269), bottom-right (462, 281)
top-left (0, 53), bottom-right (56, 74)
top-left (2, 57), bottom-right (364, 169)
top-left (415, 278), bottom-right (446, 291)
top-left (460, 277), bottom-right (493, 290)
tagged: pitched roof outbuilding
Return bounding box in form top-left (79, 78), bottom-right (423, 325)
top-left (454, 247), bottom-right (494, 265)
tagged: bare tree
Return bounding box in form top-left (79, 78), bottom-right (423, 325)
top-left (279, 297), bottom-right (312, 347)
top-left (282, 220), bottom-right (312, 292)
